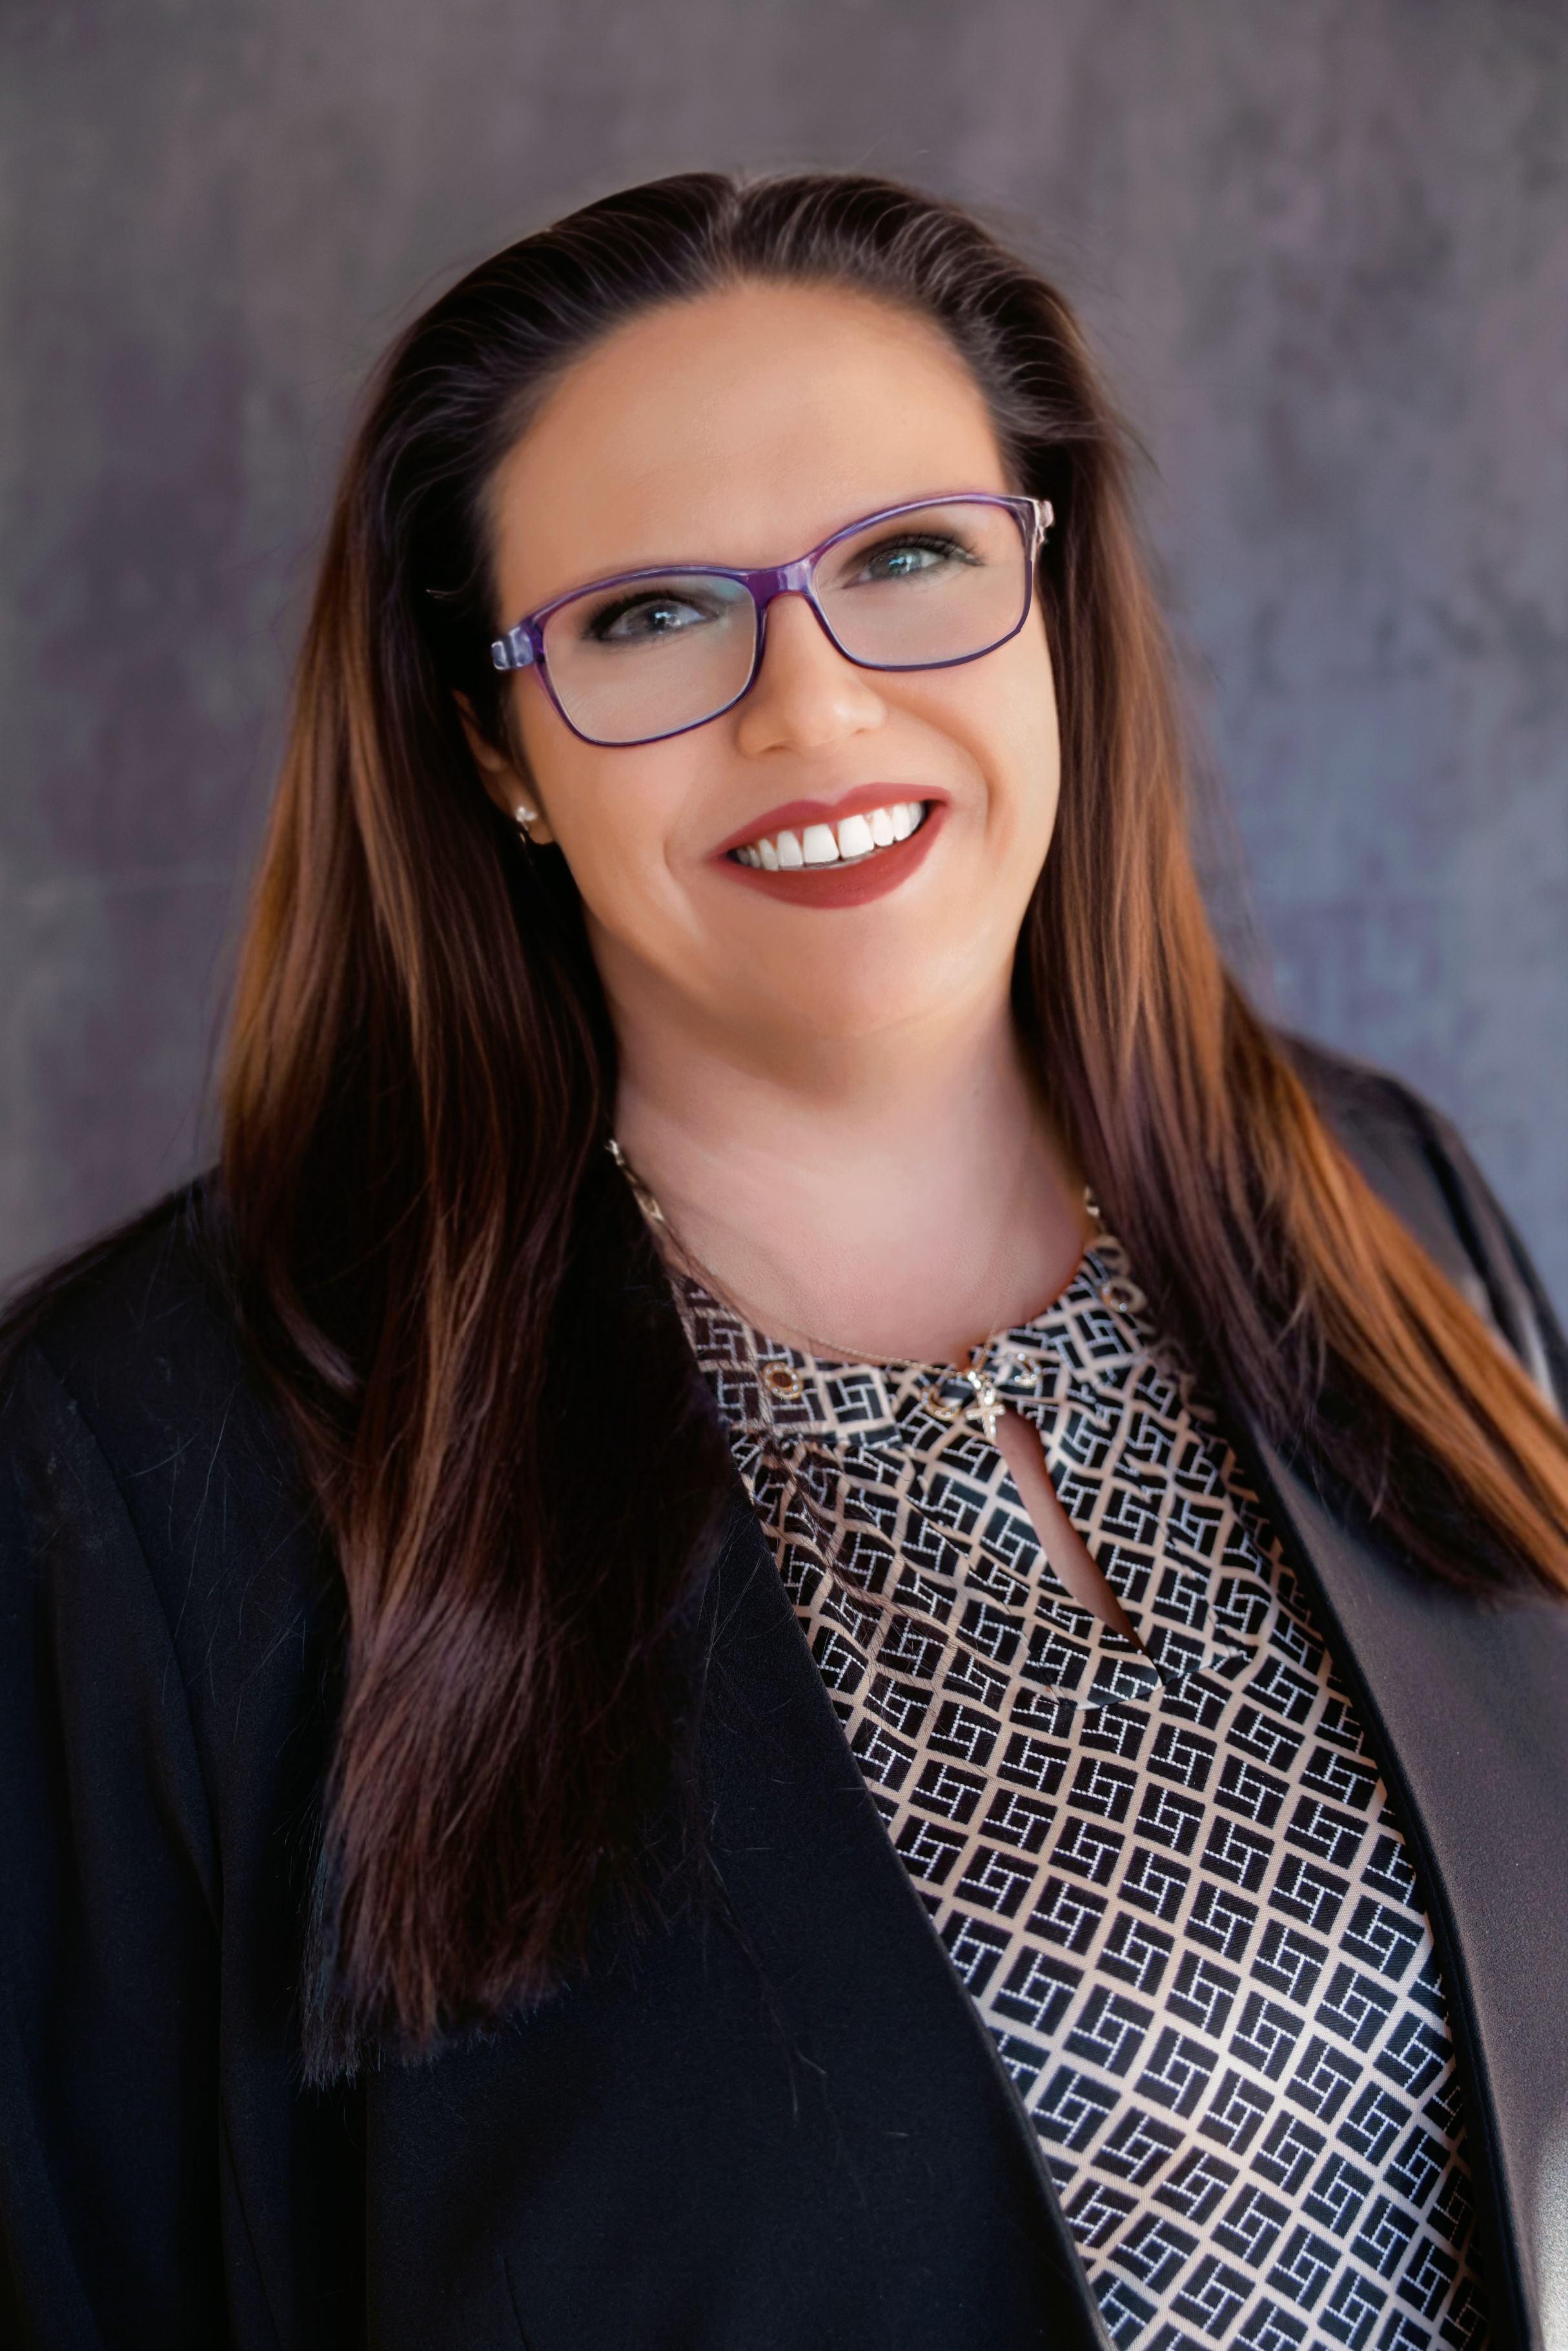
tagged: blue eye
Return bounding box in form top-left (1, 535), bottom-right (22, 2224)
top-left (591, 593), bottom-right (711, 644)
top-left (881, 547), bottom-right (937, 578)
top-left (854, 532), bottom-right (977, 584)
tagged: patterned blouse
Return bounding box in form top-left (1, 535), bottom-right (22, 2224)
top-left (627, 1165), bottom-right (1490, 2351)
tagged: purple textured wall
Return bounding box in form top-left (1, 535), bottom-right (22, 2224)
top-left (3, 0), bottom-right (1564, 1304)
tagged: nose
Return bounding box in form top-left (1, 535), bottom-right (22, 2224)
top-left (730, 589), bottom-right (886, 757)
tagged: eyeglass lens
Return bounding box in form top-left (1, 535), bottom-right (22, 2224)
top-left (538, 498), bottom-right (1032, 746)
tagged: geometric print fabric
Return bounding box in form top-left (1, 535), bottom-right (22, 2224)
top-left (654, 1206), bottom-right (1491, 2351)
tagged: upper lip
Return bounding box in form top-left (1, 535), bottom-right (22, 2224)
top-left (711, 781), bottom-right (950, 859)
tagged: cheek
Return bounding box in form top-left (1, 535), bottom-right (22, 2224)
top-left (984, 616), bottom-right (1059, 767)
top-left (979, 631), bottom-right (1059, 826)
top-left (898, 633), bottom-right (1059, 832)
top-left (514, 686), bottom-right (691, 900)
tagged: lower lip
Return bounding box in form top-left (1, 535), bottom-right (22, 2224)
top-left (714, 801), bottom-right (947, 908)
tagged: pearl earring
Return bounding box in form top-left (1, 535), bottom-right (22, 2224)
top-left (513, 802), bottom-right (538, 835)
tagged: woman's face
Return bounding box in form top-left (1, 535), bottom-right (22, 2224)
top-left (469, 281), bottom-right (1061, 1058)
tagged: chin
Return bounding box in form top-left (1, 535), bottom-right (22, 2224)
top-left (757, 961), bottom-right (966, 1045)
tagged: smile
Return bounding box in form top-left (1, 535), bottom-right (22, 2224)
top-left (716, 796), bottom-right (947, 910)
top-left (729, 800), bottom-right (929, 870)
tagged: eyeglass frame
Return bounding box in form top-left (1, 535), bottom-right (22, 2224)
top-left (487, 489), bottom-right (1054, 749)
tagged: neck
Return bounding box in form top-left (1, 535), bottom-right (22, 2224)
top-left (609, 972), bottom-right (1090, 1366)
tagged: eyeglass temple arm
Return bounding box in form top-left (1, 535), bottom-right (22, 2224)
top-left (491, 626), bottom-right (536, 674)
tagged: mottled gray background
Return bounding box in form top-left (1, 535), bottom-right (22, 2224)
top-left (3, 0), bottom-right (1565, 1304)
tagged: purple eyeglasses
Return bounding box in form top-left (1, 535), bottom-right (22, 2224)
top-left (489, 490), bottom-right (1053, 748)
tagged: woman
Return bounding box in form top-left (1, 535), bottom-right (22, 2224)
top-left (2, 169), bottom-right (1565, 2351)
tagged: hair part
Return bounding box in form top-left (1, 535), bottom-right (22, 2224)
top-left (199, 168), bottom-right (1568, 2077)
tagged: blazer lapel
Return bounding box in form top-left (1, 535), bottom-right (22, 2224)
top-left (1230, 1415), bottom-right (1568, 2351)
top-left (362, 1467), bottom-right (1110, 2351)
top-left (689, 1481), bottom-right (1113, 2342)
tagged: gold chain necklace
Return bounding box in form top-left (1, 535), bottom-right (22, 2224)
top-left (606, 1135), bottom-right (1103, 1445)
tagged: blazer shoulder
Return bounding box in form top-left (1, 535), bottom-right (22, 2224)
top-left (1281, 1031), bottom-right (1458, 1207)
top-left (1, 1173), bottom-right (334, 1704)
top-left (0, 1169), bottom-right (301, 1489)
top-left (1281, 1029), bottom-right (1567, 1410)
top-left (2, 1170), bottom-right (237, 1410)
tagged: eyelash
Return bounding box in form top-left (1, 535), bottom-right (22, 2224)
top-left (858, 530), bottom-right (973, 569)
top-left (585, 588), bottom-right (710, 638)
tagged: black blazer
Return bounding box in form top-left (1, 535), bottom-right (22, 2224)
top-left (3, 1042), bottom-right (1566, 2351)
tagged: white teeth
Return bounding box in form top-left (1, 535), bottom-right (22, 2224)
top-left (731, 800), bottom-right (930, 871)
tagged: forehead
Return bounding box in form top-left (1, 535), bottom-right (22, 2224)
top-left (485, 280), bottom-right (1011, 611)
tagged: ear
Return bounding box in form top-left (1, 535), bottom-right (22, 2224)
top-left (453, 691), bottom-right (556, 844)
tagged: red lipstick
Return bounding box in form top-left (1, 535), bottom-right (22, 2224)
top-left (714, 795), bottom-right (948, 910)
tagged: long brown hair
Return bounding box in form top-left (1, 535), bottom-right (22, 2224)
top-left (214, 169), bottom-right (1568, 2077)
